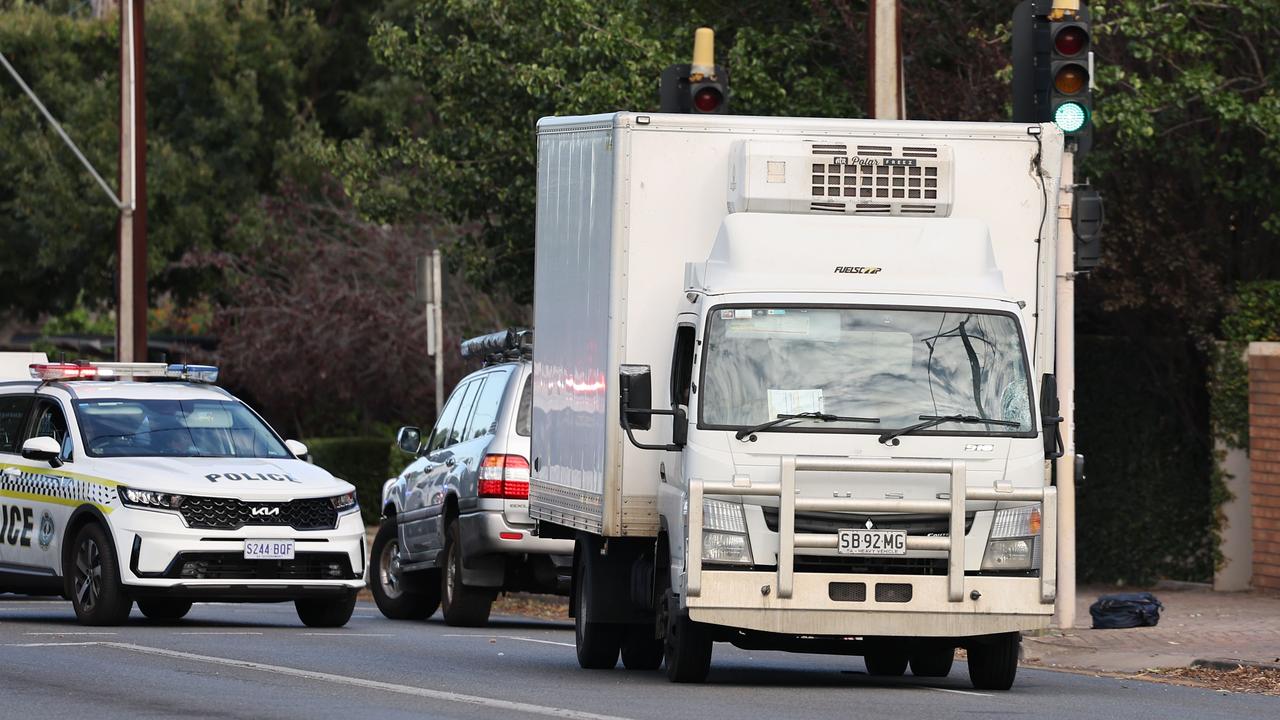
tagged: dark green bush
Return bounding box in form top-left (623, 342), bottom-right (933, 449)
top-left (1211, 281), bottom-right (1280, 450)
top-left (1076, 335), bottom-right (1214, 584)
top-left (306, 437), bottom-right (393, 526)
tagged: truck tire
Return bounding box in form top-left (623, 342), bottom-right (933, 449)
top-left (574, 551), bottom-right (622, 669)
top-left (295, 592), bottom-right (358, 628)
top-left (620, 624), bottom-right (664, 670)
top-left (664, 593), bottom-right (712, 683)
top-left (371, 519), bottom-right (440, 620)
top-left (909, 647), bottom-right (955, 677)
top-left (440, 519), bottom-right (495, 627)
top-left (863, 648), bottom-right (908, 677)
top-left (137, 598), bottom-right (192, 622)
top-left (67, 522), bottom-right (133, 626)
top-left (967, 632), bottom-right (1020, 690)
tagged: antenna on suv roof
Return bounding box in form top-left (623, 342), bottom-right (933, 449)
top-left (460, 328), bottom-right (533, 366)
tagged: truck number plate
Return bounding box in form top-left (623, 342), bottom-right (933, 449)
top-left (837, 529), bottom-right (906, 556)
top-left (244, 539), bottom-right (295, 560)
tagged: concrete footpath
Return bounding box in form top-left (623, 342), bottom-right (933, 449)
top-left (1023, 582), bottom-right (1280, 673)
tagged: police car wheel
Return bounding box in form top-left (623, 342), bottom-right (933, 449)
top-left (295, 592), bottom-right (358, 628)
top-left (137, 598), bottom-right (193, 622)
top-left (67, 523), bottom-right (132, 626)
top-left (371, 519), bottom-right (439, 620)
top-left (439, 519), bottom-right (494, 627)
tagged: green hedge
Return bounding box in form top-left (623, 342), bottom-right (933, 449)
top-left (1210, 281), bottom-right (1280, 450)
top-left (1076, 336), bottom-right (1214, 584)
top-left (306, 436), bottom-right (394, 526)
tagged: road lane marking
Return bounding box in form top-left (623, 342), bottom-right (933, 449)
top-left (443, 633), bottom-right (576, 649)
top-left (5, 642), bottom-right (103, 647)
top-left (31, 641), bottom-right (632, 720)
top-left (301, 633), bottom-right (394, 637)
top-left (176, 632), bottom-right (265, 636)
top-left (24, 627), bottom-right (118, 632)
top-left (922, 686), bottom-right (994, 697)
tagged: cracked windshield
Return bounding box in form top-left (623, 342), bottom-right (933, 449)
top-left (700, 307), bottom-right (1034, 434)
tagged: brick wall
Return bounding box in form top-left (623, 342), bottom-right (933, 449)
top-left (1247, 343), bottom-right (1280, 590)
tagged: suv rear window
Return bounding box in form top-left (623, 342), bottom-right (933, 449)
top-left (516, 374), bottom-right (532, 437)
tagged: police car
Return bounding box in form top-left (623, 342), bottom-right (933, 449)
top-left (0, 355), bottom-right (366, 626)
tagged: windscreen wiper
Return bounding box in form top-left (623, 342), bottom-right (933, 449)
top-left (735, 411), bottom-right (880, 441)
top-left (877, 414), bottom-right (1021, 445)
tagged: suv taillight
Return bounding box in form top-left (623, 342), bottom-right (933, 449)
top-left (478, 454), bottom-right (530, 499)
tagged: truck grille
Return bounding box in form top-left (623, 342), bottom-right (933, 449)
top-left (178, 496), bottom-right (338, 531)
top-left (796, 556), bottom-right (948, 576)
top-left (168, 552), bottom-right (356, 580)
top-left (761, 507), bottom-right (974, 536)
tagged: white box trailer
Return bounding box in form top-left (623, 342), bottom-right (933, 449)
top-left (531, 112), bottom-right (1066, 689)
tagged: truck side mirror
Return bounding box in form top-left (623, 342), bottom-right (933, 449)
top-left (672, 407), bottom-right (688, 447)
top-left (1040, 374), bottom-right (1064, 460)
top-left (620, 365), bottom-right (653, 431)
top-left (396, 426), bottom-right (422, 455)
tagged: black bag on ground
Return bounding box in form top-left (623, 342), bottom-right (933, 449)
top-left (1089, 592), bottom-right (1163, 629)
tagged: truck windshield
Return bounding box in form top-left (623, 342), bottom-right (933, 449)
top-left (700, 306), bottom-right (1034, 436)
top-left (75, 399), bottom-right (291, 458)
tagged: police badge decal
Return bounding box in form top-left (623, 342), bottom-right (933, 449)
top-left (38, 511), bottom-right (55, 550)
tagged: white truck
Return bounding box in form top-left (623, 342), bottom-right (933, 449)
top-left (530, 113), bottom-right (1066, 689)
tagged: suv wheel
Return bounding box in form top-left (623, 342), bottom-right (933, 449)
top-left (440, 519), bottom-right (494, 627)
top-left (67, 523), bottom-right (132, 626)
top-left (137, 598), bottom-right (193, 622)
top-left (371, 519), bottom-right (440, 620)
top-left (295, 592), bottom-right (358, 628)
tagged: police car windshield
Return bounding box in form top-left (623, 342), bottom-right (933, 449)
top-left (75, 399), bottom-right (290, 459)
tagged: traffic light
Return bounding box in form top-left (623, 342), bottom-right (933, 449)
top-left (1049, 9), bottom-right (1093, 154)
top-left (1012, 1), bottom-right (1094, 156)
top-left (659, 28), bottom-right (729, 114)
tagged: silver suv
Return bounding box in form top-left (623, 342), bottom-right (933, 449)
top-left (371, 330), bottom-right (573, 626)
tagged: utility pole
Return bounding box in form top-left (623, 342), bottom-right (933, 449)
top-left (117, 0), bottom-right (148, 362)
top-left (867, 0), bottom-right (905, 119)
top-left (419, 251), bottom-right (444, 418)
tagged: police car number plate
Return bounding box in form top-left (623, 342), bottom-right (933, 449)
top-left (244, 539), bottom-right (295, 560)
top-left (837, 529), bottom-right (907, 556)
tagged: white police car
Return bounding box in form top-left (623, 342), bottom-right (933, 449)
top-left (0, 356), bottom-right (366, 626)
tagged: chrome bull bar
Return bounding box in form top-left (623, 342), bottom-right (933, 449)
top-left (687, 457), bottom-right (1057, 604)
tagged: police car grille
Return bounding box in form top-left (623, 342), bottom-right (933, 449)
top-left (178, 497), bottom-right (338, 530)
top-left (168, 552), bottom-right (356, 580)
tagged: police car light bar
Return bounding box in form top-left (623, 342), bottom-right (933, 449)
top-left (29, 362), bottom-right (219, 383)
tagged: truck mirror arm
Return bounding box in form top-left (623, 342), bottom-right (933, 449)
top-left (620, 388), bottom-right (686, 452)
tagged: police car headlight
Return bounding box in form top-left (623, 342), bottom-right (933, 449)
top-left (330, 491), bottom-right (358, 513)
top-left (118, 487), bottom-right (184, 510)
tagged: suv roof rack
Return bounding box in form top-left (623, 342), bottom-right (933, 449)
top-left (460, 328), bottom-right (532, 366)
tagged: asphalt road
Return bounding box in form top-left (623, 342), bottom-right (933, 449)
top-left (1, 596), bottom-right (1276, 720)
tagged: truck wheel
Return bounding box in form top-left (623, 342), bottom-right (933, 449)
top-left (664, 593), bottom-right (712, 683)
top-left (863, 649), bottom-right (908, 677)
top-left (371, 519), bottom-right (440, 620)
top-left (967, 632), bottom-right (1020, 690)
top-left (295, 592), bottom-right (358, 628)
top-left (67, 523), bottom-right (132, 626)
top-left (620, 624), bottom-right (664, 670)
top-left (909, 647), bottom-right (955, 677)
top-left (574, 552), bottom-right (622, 669)
top-left (137, 598), bottom-right (193, 622)
top-left (440, 520), bottom-right (495, 627)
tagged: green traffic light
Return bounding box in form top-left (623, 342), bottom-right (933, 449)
top-left (1054, 102), bottom-right (1090, 133)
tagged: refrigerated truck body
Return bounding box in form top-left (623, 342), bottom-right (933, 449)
top-left (530, 112), bottom-right (1066, 688)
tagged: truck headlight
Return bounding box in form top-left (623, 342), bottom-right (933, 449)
top-left (981, 504), bottom-right (1041, 571)
top-left (118, 487), bottom-right (184, 510)
top-left (702, 499), bottom-right (752, 564)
